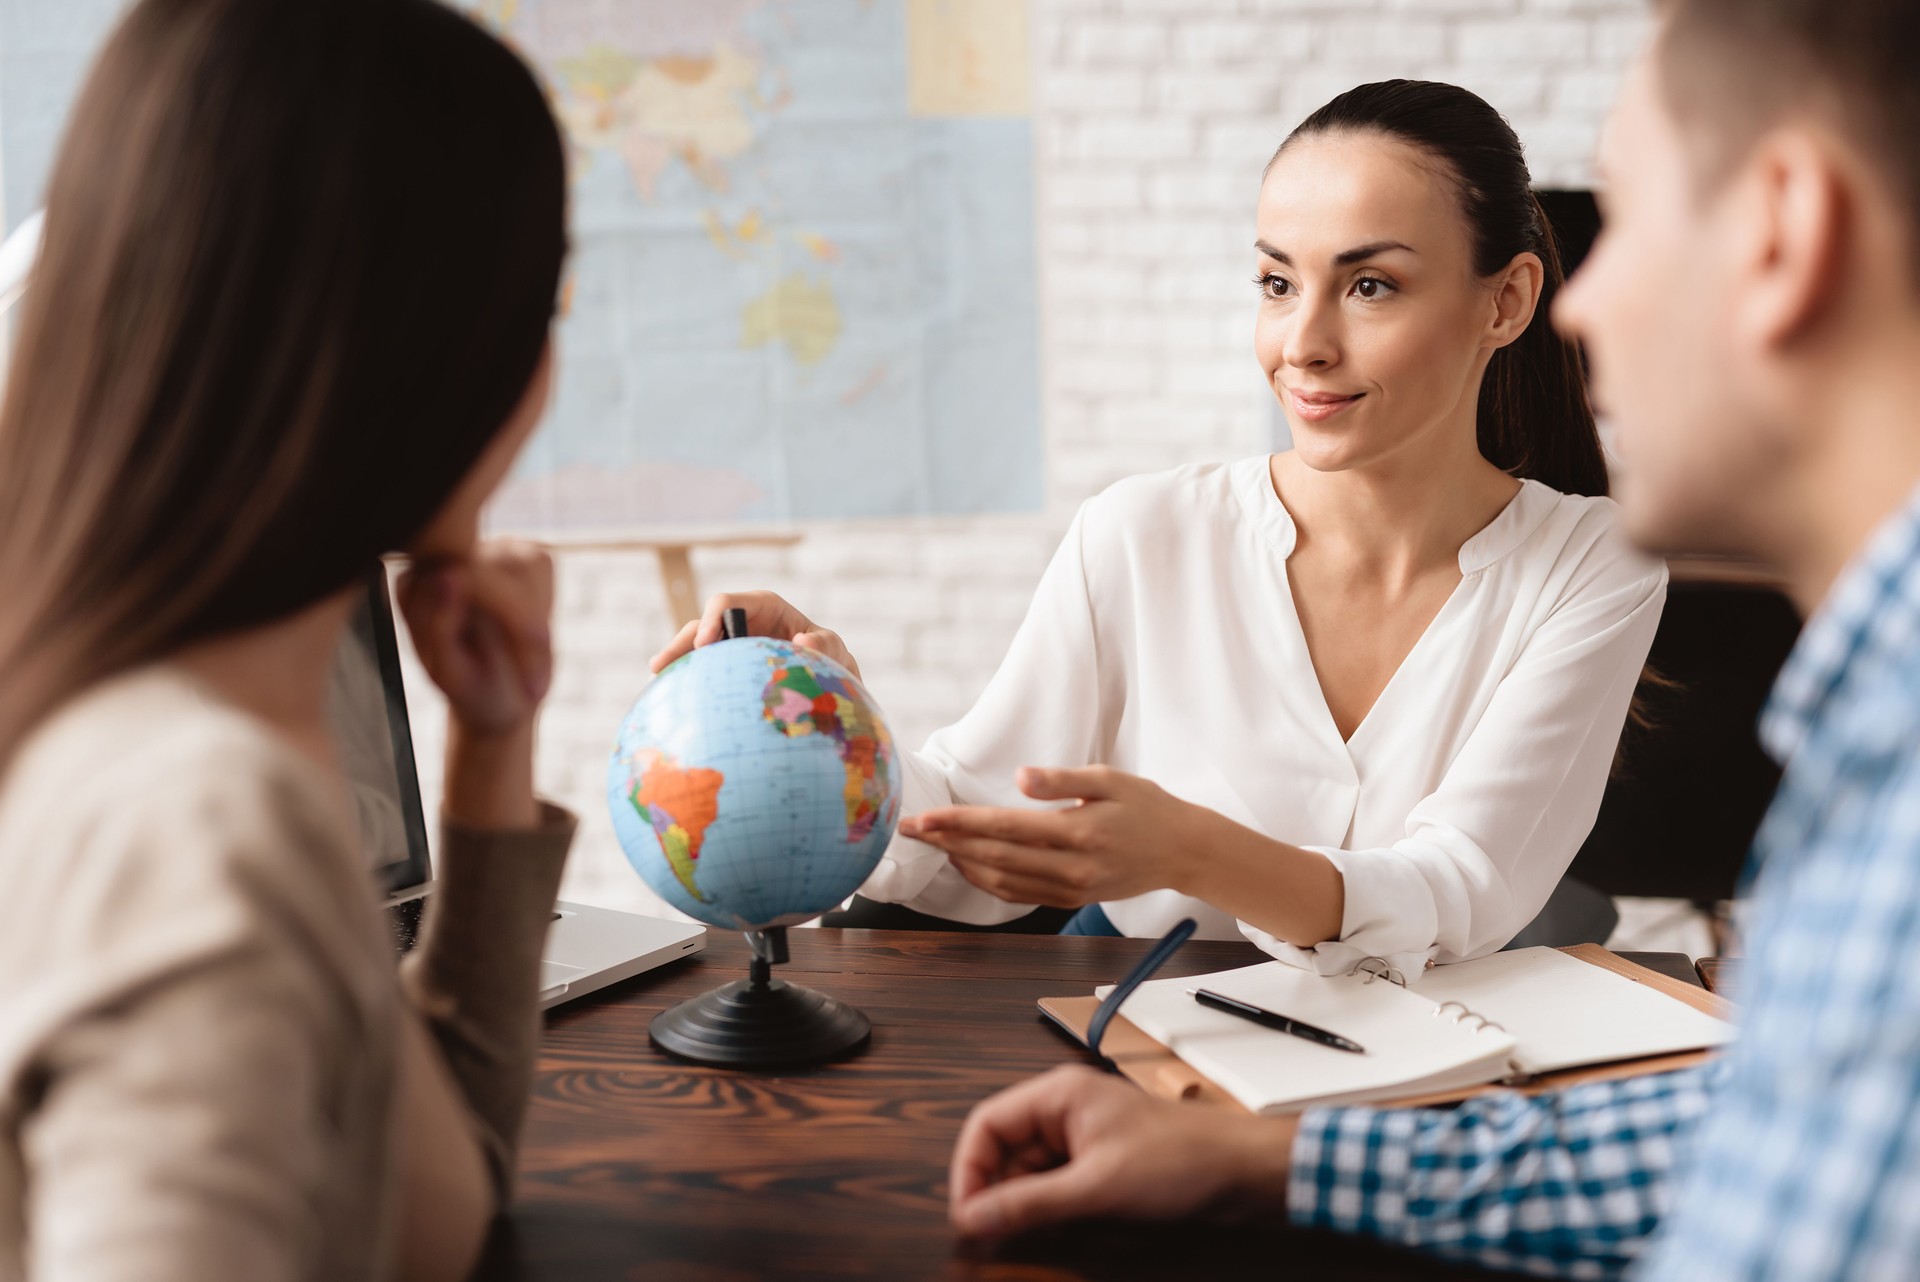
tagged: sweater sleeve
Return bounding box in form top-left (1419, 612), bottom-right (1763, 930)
top-left (397, 802), bottom-right (575, 1205)
top-left (858, 505), bottom-right (1116, 924)
top-left (1244, 559), bottom-right (1667, 975)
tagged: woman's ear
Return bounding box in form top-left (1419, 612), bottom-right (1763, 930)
top-left (1485, 251), bottom-right (1546, 350)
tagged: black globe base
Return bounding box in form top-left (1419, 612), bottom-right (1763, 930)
top-left (649, 927), bottom-right (871, 1068)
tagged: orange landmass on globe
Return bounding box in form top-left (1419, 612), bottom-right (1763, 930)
top-left (629, 751), bottom-right (725, 902)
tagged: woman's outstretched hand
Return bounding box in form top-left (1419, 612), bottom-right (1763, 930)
top-left (949, 1065), bottom-right (1297, 1237)
top-left (900, 766), bottom-right (1211, 908)
top-left (397, 539), bottom-right (554, 830)
top-left (650, 590), bottom-right (860, 679)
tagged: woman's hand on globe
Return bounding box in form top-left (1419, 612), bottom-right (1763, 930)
top-left (898, 766), bottom-right (1210, 907)
top-left (397, 539), bottom-right (554, 829)
top-left (650, 590), bottom-right (861, 679)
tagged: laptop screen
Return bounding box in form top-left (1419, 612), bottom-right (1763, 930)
top-left (329, 570), bottom-right (433, 896)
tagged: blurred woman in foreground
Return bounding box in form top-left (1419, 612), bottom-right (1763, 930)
top-left (0, 0), bottom-right (575, 1276)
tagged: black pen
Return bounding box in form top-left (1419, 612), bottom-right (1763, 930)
top-left (1187, 988), bottom-right (1366, 1054)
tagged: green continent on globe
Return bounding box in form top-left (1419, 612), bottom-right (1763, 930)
top-left (628, 750), bottom-right (725, 902)
top-left (760, 657), bottom-right (894, 841)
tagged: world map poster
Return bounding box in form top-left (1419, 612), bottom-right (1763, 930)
top-left (0, 0), bottom-right (1044, 530)
top-left (466, 0), bottom-right (1044, 530)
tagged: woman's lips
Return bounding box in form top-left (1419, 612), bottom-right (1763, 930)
top-left (1289, 389), bottom-right (1364, 422)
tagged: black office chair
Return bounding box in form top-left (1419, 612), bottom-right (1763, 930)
top-left (1564, 577), bottom-right (1797, 909)
top-left (1513, 578), bottom-right (1796, 950)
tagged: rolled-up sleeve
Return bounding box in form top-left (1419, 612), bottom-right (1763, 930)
top-left (1245, 561), bottom-right (1667, 976)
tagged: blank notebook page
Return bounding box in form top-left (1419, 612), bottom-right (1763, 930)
top-left (1410, 946), bottom-right (1736, 1076)
top-left (1105, 963), bottom-right (1518, 1114)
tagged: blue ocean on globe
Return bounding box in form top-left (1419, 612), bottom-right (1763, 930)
top-left (607, 637), bottom-right (902, 931)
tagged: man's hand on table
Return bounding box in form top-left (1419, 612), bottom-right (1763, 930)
top-left (949, 1066), bottom-right (1299, 1237)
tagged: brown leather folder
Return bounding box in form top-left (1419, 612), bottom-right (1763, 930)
top-left (1038, 944), bottom-right (1734, 1115)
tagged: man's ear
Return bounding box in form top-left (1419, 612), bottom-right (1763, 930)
top-left (1486, 251), bottom-right (1545, 351)
top-left (1733, 127), bottom-right (1847, 353)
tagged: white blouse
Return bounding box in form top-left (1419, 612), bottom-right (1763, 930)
top-left (860, 457), bottom-right (1667, 976)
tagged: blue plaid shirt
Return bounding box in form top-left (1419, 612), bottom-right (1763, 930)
top-left (1287, 490), bottom-right (1920, 1280)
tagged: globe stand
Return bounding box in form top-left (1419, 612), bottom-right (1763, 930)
top-left (649, 927), bottom-right (872, 1068)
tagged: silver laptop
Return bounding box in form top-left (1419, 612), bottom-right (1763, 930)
top-left (336, 571), bottom-right (705, 1009)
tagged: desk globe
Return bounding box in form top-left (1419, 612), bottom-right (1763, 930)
top-left (608, 612), bottom-right (902, 1066)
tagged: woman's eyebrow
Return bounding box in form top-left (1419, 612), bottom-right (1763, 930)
top-left (1333, 239), bottom-right (1416, 266)
top-left (1253, 238), bottom-right (1417, 267)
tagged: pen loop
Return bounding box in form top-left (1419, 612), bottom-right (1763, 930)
top-left (1086, 917), bottom-right (1197, 1065)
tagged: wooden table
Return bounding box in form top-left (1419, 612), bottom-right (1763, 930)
top-left (478, 928), bottom-right (1528, 1281)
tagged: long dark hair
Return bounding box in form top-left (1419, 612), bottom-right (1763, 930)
top-left (1275, 80), bottom-right (1607, 498)
top-left (0, 0), bottom-right (567, 771)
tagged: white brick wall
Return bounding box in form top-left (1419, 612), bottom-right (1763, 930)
top-left (400, 0), bottom-right (1655, 917)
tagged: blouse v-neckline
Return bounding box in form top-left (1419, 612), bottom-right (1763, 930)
top-left (1232, 458), bottom-right (1555, 752)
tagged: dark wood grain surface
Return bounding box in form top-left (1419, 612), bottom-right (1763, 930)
top-left (479, 928), bottom-right (1530, 1282)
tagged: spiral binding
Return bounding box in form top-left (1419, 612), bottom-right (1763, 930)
top-left (1432, 1000), bottom-right (1507, 1035)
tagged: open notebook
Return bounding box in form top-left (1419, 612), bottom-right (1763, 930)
top-left (1090, 946), bottom-right (1736, 1115)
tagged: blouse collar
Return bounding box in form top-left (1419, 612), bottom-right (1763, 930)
top-left (1231, 455), bottom-right (1561, 574)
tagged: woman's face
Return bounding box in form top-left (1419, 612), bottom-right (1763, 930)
top-left (1255, 131), bottom-right (1533, 476)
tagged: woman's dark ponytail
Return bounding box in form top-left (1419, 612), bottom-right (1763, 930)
top-left (1479, 190), bottom-right (1607, 497)
top-left (1275, 81), bottom-right (1608, 497)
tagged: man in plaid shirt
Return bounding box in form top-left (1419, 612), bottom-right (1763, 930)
top-left (948, 1), bottom-right (1920, 1277)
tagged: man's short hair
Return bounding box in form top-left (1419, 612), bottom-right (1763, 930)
top-left (1655, 0), bottom-right (1920, 283)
